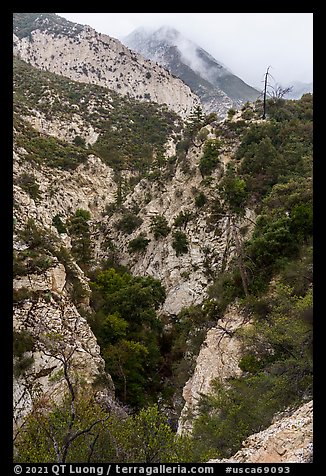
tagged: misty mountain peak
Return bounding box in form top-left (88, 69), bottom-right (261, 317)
top-left (124, 26), bottom-right (259, 115)
top-left (125, 25), bottom-right (181, 45)
top-left (154, 25), bottom-right (181, 41)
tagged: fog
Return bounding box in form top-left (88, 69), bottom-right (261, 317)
top-left (134, 25), bottom-right (230, 83)
top-left (57, 12), bottom-right (313, 88)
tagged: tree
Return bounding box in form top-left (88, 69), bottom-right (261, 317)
top-left (186, 105), bottom-right (205, 137)
top-left (90, 268), bottom-right (166, 406)
top-left (104, 339), bottom-right (149, 405)
top-left (192, 281), bottom-right (312, 459)
top-left (199, 139), bottom-right (221, 176)
top-left (109, 404), bottom-right (193, 463)
top-left (205, 163), bottom-right (253, 298)
top-left (173, 210), bottom-right (193, 229)
top-left (128, 234), bottom-right (150, 253)
top-left (115, 211), bottom-right (143, 235)
top-left (194, 191), bottom-right (207, 208)
top-left (262, 66), bottom-right (271, 119)
top-left (261, 66), bottom-right (293, 119)
top-left (172, 231), bottom-right (189, 256)
top-left (150, 215), bottom-right (171, 239)
top-left (219, 166), bottom-right (248, 215)
top-left (15, 335), bottom-right (111, 463)
top-left (67, 209), bottom-right (92, 267)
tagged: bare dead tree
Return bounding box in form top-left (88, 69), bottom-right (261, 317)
top-left (261, 66), bottom-right (294, 118)
top-left (268, 84), bottom-right (293, 100)
top-left (262, 66), bottom-right (271, 119)
top-left (32, 334), bottom-right (111, 463)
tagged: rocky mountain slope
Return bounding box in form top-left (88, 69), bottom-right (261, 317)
top-left (284, 81), bottom-right (313, 99)
top-left (12, 55), bottom-right (181, 426)
top-left (13, 14), bottom-right (199, 118)
top-left (13, 13), bottom-right (313, 464)
top-left (208, 400), bottom-right (313, 463)
top-left (12, 54), bottom-right (254, 425)
top-left (177, 304), bottom-right (249, 434)
top-left (123, 26), bottom-right (259, 116)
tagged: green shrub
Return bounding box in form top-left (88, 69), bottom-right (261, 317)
top-left (13, 330), bottom-right (36, 377)
top-left (191, 280), bottom-right (313, 460)
top-left (70, 278), bottom-right (90, 306)
top-left (172, 231), bottom-right (189, 256)
top-left (18, 173), bottom-right (41, 200)
top-left (13, 251), bottom-right (30, 276)
top-left (128, 234), bottom-right (150, 253)
top-left (52, 214), bottom-right (67, 234)
top-left (15, 119), bottom-right (89, 170)
top-left (14, 355), bottom-right (35, 378)
top-left (192, 371), bottom-right (305, 459)
top-left (17, 218), bottom-right (46, 249)
top-left (173, 210), bottom-right (193, 228)
top-left (115, 212), bottom-right (143, 235)
top-left (242, 109), bottom-right (254, 120)
top-left (67, 209), bottom-right (92, 266)
top-left (218, 166), bottom-right (248, 214)
top-left (13, 287), bottom-right (33, 303)
top-left (14, 393), bottom-right (193, 463)
top-left (199, 139), bottom-right (221, 176)
top-left (13, 330), bottom-right (35, 357)
top-left (194, 191), bottom-right (207, 208)
top-left (150, 215), bottom-right (170, 239)
top-left (176, 138), bottom-right (191, 159)
top-left (227, 108), bottom-right (236, 118)
top-left (74, 209), bottom-right (91, 220)
top-left (90, 268), bottom-right (166, 407)
top-left (238, 354), bottom-right (263, 373)
top-left (108, 404), bottom-right (193, 462)
top-left (73, 135), bottom-right (86, 147)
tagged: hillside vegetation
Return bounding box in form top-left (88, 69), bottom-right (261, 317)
top-left (13, 49), bottom-right (312, 462)
top-left (13, 57), bottom-right (181, 174)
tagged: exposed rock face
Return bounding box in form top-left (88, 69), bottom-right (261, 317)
top-left (13, 15), bottom-right (200, 118)
top-left (178, 305), bottom-right (249, 433)
top-left (208, 400), bottom-right (313, 463)
top-left (12, 23), bottom-right (262, 437)
top-left (13, 153), bottom-right (119, 426)
top-left (13, 262), bottom-right (66, 294)
top-left (13, 152), bottom-right (118, 224)
top-left (23, 110), bottom-right (99, 146)
top-left (123, 26), bottom-right (259, 117)
top-left (13, 263), bottom-right (115, 428)
top-left (96, 132), bottom-right (255, 316)
top-left (13, 109), bottom-right (255, 431)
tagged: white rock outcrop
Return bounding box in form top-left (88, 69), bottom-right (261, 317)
top-left (13, 234), bottom-right (113, 427)
top-left (99, 138), bottom-right (254, 316)
top-left (13, 262), bottom-right (66, 293)
top-left (208, 400), bottom-right (313, 463)
top-left (178, 305), bottom-right (248, 433)
top-left (23, 111), bottom-right (99, 146)
top-left (13, 26), bottom-right (200, 118)
top-left (13, 292), bottom-right (114, 427)
top-left (13, 152), bottom-right (118, 225)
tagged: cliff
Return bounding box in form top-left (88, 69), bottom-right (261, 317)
top-left (208, 400), bottom-right (313, 463)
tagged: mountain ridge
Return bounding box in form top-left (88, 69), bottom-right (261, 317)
top-left (12, 14), bottom-right (313, 463)
top-left (123, 26), bottom-right (260, 116)
top-left (13, 13), bottom-right (200, 118)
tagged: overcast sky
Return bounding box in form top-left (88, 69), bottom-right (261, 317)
top-left (57, 12), bottom-right (313, 88)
